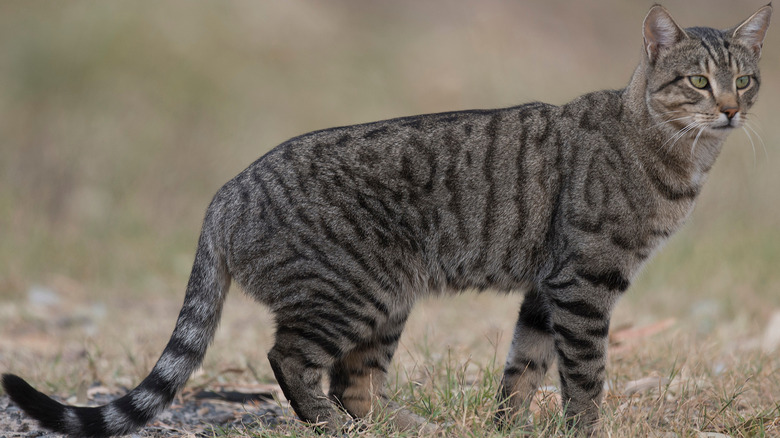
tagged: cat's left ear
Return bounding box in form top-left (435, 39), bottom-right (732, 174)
top-left (643, 5), bottom-right (687, 64)
top-left (731, 4), bottom-right (773, 58)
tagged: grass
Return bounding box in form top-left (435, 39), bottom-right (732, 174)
top-left (1, 1), bottom-right (780, 437)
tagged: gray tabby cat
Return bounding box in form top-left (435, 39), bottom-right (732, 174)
top-left (2, 4), bottom-right (772, 436)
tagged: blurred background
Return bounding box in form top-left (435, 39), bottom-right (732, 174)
top-left (0, 0), bottom-right (778, 391)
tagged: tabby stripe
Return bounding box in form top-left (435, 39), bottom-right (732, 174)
top-left (653, 75), bottom-right (684, 93)
top-left (75, 406), bottom-right (111, 436)
top-left (378, 330), bottom-right (402, 346)
top-left (287, 344), bottom-right (327, 369)
top-left (275, 295), bottom-right (375, 331)
top-left (587, 322), bottom-right (610, 338)
top-left (363, 126), bottom-right (389, 140)
top-left (363, 358), bottom-right (388, 373)
top-left (576, 268), bottom-right (630, 292)
top-left (555, 343), bottom-right (578, 370)
top-left (318, 217), bottom-right (399, 290)
top-left (553, 323), bottom-right (596, 351)
top-left (519, 289), bottom-right (553, 333)
top-left (256, 177), bottom-right (288, 229)
top-left (277, 326), bottom-right (344, 357)
top-left (575, 350), bottom-right (602, 361)
top-left (303, 239), bottom-right (391, 316)
top-left (505, 359), bottom-right (540, 376)
top-left (565, 371), bottom-right (601, 393)
top-left (610, 233), bottom-right (642, 251)
top-left (137, 369), bottom-right (178, 400)
top-left (112, 394), bottom-right (157, 428)
top-left (550, 297), bottom-right (606, 320)
top-left (267, 167), bottom-right (300, 206)
top-left (276, 270), bottom-right (327, 288)
top-left (356, 195), bottom-right (393, 247)
top-left (307, 318), bottom-right (364, 346)
top-left (700, 39), bottom-right (721, 64)
top-left (648, 170), bottom-right (699, 200)
top-left (478, 114), bottom-right (501, 270)
top-left (312, 276), bottom-right (385, 326)
top-left (543, 278), bottom-right (578, 289)
top-left (258, 246), bottom-right (303, 278)
top-left (500, 112), bottom-right (529, 280)
top-left (443, 133), bottom-right (468, 243)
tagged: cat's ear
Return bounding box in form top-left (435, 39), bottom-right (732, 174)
top-left (731, 4), bottom-right (772, 58)
top-left (642, 5), bottom-right (687, 64)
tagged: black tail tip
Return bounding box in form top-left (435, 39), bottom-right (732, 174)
top-left (2, 373), bottom-right (33, 398)
top-left (2, 372), bottom-right (68, 431)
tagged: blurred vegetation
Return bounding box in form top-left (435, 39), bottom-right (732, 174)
top-left (0, 0), bottom-right (778, 328)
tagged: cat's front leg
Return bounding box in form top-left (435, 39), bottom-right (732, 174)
top-left (547, 271), bottom-right (623, 431)
top-left (495, 287), bottom-right (556, 426)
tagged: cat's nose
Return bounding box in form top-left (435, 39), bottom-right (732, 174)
top-left (721, 106), bottom-right (739, 120)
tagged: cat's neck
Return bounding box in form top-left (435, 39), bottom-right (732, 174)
top-left (622, 64), bottom-right (728, 188)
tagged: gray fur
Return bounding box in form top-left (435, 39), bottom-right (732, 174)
top-left (1, 4), bottom-right (771, 436)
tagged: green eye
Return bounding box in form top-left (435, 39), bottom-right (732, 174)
top-left (689, 75), bottom-right (709, 89)
top-left (736, 75), bottom-right (750, 89)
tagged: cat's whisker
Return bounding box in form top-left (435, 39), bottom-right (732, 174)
top-left (743, 121), bottom-right (767, 162)
top-left (741, 126), bottom-right (758, 169)
top-left (691, 127), bottom-right (705, 158)
top-left (651, 116), bottom-right (692, 130)
top-left (749, 124), bottom-right (767, 161)
top-left (663, 121), bottom-right (700, 153)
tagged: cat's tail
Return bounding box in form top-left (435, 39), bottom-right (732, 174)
top-left (2, 223), bottom-right (231, 438)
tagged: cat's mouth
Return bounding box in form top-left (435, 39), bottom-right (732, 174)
top-left (709, 113), bottom-right (742, 130)
top-left (711, 123), bottom-right (736, 130)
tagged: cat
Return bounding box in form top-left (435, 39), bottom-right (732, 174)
top-left (2, 4), bottom-right (772, 436)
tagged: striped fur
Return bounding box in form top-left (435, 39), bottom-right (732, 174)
top-left (2, 4), bottom-right (771, 436)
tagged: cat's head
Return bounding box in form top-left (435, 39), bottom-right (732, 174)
top-left (641, 4), bottom-right (772, 137)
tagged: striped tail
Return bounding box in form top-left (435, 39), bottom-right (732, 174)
top-left (2, 230), bottom-right (230, 437)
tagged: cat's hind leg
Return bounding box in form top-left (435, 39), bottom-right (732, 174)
top-left (328, 312), bottom-right (435, 433)
top-left (267, 341), bottom-right (345, 432)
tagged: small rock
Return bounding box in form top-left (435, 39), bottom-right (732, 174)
top-left (28, 286), bottom-right (60, 307)
top-left (624, 376), bottom-right (669, 396)
top-left (761, 310), bottom-right (780, 353)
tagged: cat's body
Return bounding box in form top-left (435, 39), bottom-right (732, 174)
top-left (2, 5), bottom-right (772, 437)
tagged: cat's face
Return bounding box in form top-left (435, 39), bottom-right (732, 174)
top-left (642, 5), bottom-right (771, 138)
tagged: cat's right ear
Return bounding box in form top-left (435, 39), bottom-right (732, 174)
top-left (642, 5), bottom-right (687, 64)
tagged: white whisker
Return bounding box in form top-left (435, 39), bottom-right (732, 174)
top-left (743, 121), bottom-right (768, 161)
top-left (741, 126), bottom-right (757, 169)
top-left (691, 127), bottom-right (705, 157)
top-left (651, 116), bottom-right (691, 130)
top-left (662, 121), bottom-right (700, 153)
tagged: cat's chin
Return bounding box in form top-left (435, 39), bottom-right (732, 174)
top-left (709, 123), bottom-right (739, 132)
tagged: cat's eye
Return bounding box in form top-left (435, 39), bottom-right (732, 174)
top-left (736, 75), bottom-right (751, 89)
top-left (689, 75), bottom-right (709, 89)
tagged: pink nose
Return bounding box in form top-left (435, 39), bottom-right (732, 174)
top-left (721, 107), bottom-right (739, 120)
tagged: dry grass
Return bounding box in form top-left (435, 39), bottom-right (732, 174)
top-left (1, 1), bottom-right (779, 437)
